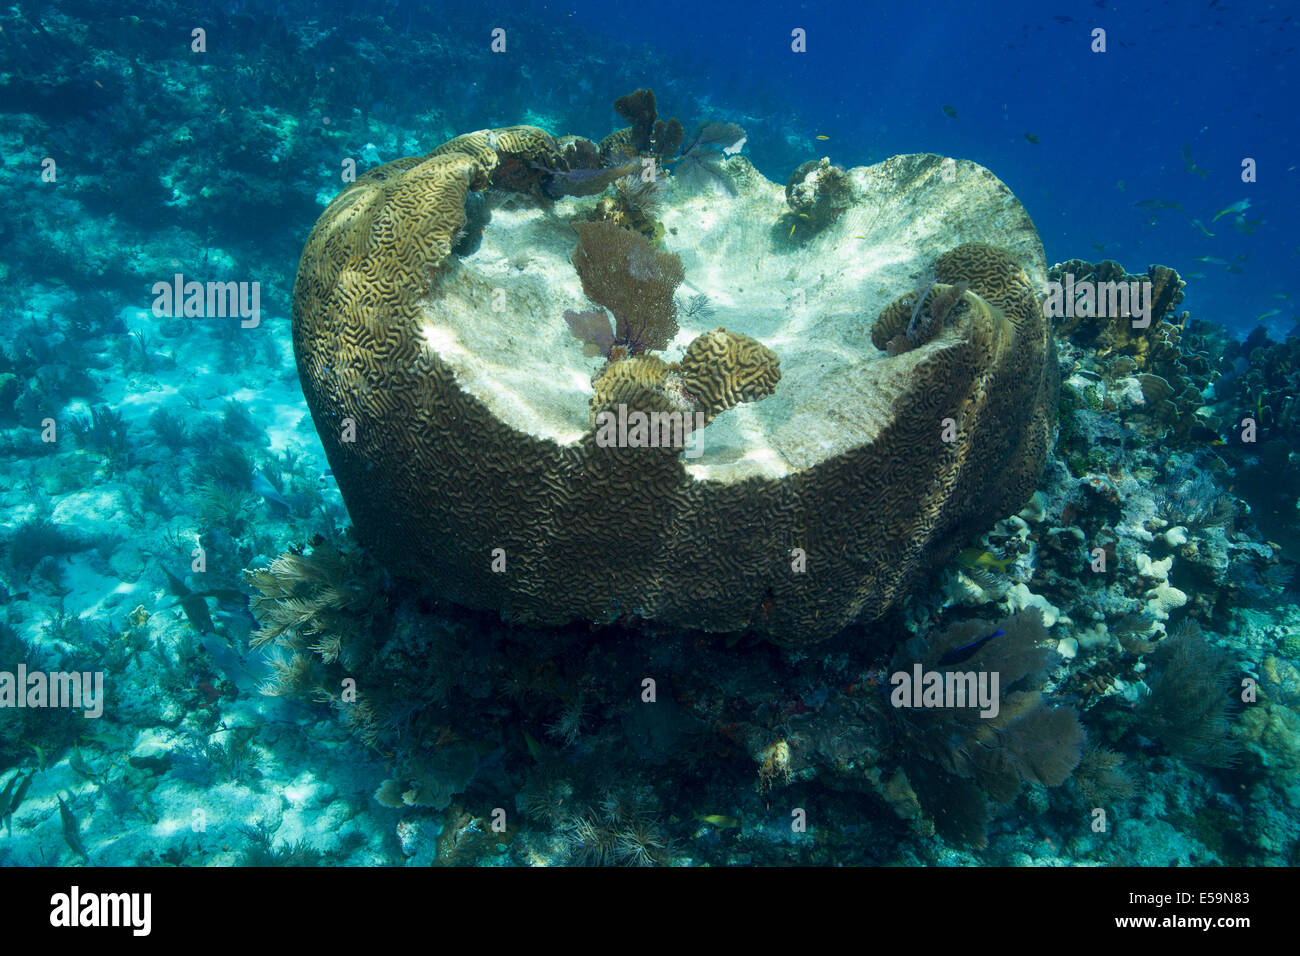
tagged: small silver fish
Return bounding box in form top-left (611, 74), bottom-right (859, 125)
top-left (58, 793), bottom-right (89, 863)
top-left (251, 471), bottom-right (291, 515)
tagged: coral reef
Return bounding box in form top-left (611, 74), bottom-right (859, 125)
top-left (781, 157), bottom-right (853, 238)
top-left (1046, 259), bottom-right (1220, 445)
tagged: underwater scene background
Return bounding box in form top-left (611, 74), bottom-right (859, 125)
top-left (1, 0), bottom-right (1298, 871)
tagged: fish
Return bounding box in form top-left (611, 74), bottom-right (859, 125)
top-left (1226, 265), bottom-right (1244, 274)
top-left (160, 565), bottom-right (247, 635)
top-left (0, 772), bottom-right (22, 823)
top-left (1184, 272), bottom-right (1206, 279)
top-left (1134, 199), bottom-right (1183, 212)
top-left (1181, 144), bottom-right (1210, 178)
top-left (523, 730), bottom-right (547, 762)
top-left (957, 548), bottom-right (1014, 572)
top-left (1232, 215), bottom-right (1263, 234)
top-left (251, 471), bottom-right (291, 515)
top-left (1192, 256), bottom-right (1228, 265)
top-left (942, 105), bottom-right (958, 119)
top-left (1024, 132), bottom-right (1039, 144)
top-left (541, 160), bottom-right (640, 199)
top-left (198, 632), bottom-right (270, 696)
top-left (1258, 309), bottom-right (1282, 320)
top-left (815, 134), bottom-right (830, 140)
top-left (69, 745), bottom-right (99, 780)
top-left (938, 629), bottom-right (1005, 666)
top-left (1188, 218), bottom-right (1215, 238)
top-left (79, 729), bottom-right (126, 750)
top-left (1115, 179), bottom-right (1126, 191)
top-left (58, 793), bottom-right (89, 864)
top-left (1212, 199), bottom-right (1251, 222)
top-left (695, 813), bottom-right (741, 828)
top-left (31, 743), bottom-right (46, 771)
top-left (789, 222), bottom-right (797, 239)
top-left (2, 772), bottom-right (33, 835)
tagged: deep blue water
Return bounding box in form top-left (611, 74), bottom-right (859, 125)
top-left (532, 0), bottom-right (1299, 335)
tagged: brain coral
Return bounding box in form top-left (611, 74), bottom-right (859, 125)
top-left (678, 328), bottom-right (781, 423)
top-left (293, 136), bottom-right (1055, 645)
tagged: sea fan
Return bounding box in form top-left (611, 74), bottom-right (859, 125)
top-left (564, 308), bottom-right (616, 358)
top-left (571, 221), bottom-right (683, 354)
top-left (884, 609), bottom-right (1084, 847)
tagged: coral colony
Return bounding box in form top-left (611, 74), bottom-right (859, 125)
top-left (0, 4), bottom-right (1295, 874)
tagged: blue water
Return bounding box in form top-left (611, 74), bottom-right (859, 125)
top-left (558, 0), bottom-right (1298, 335)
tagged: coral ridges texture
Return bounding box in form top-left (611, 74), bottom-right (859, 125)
top-left (293, 122), bottom-right (1056, 643)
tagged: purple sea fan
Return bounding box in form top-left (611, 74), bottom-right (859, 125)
top-left (565, 308), bottom-right (616, 358)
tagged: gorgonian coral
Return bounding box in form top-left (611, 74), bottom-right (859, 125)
top-left (571, 220), bottom-right (683, 354)
top-left (880, 609), bottom-right (1085, 846)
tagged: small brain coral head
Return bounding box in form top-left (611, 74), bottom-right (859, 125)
top-left (678, 327), bottom-right (781, 422)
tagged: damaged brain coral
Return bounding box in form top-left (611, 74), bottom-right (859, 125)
top-left (293, 131), bottom-right (1055, 645)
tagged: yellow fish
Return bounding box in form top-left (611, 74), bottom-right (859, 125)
top-left (695, 813), bottom-right (741, 828)
top-left (1211, 199), bottom-right (1250, 222)
top-left (815, 134), bottom-right (830, 140)
top-left (957, 548), bottom-right (1014, 572)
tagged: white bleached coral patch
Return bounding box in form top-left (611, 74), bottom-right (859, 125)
top-left (1003, 583), bottom-right (1062, 628)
